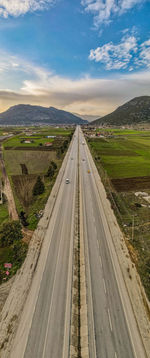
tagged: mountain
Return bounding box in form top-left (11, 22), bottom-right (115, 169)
top-left (0, 104), bottom-right (88, 125)
top-left (92, 96), bottom-right (150, 126)
top-left (74, 113), bottom-right (99, 122)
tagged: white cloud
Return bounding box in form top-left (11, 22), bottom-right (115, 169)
top-left (89, 35), bottom-right (138, 70)
top-left (0, 0), bottom-right (54, 18)
top-left (0, 50), bottom-right (150, 117)
top-left (81, 0), bottom-right (147, 26)
top-left (138, 40), bottom-right (150, 68)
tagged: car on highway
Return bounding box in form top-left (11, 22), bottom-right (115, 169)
top-left (65, 178), bottom-right (70, 184)
top-left (82, 141), bottom-right (85, 145)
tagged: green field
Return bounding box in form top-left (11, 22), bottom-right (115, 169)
top-left (3, 135), bottom-right (54, 148)
top-left (39, 128), bottom-right (73, 136)
top-left (4, 150), bottom-right (58, 175)
top-left (89, 134), bottom-right (150, 178)
top-left (96, 128), bottom-right (150, 135)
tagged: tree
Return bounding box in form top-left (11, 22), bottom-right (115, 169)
top-left (46, 165), bottom-right (55, 179)
top-left (51, 161), bottom-right (57, 170)
top-left (33, 176), bottom-right (45, 196)
top-left (0, 221), bottom-right (23, 247)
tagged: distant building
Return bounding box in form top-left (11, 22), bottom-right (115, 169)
top-left (24, 140), bottom-right (32, 144)
top-left (46, 136), bottom-right (56, 138)
top-left (44, 142), bottom-right (52, 147)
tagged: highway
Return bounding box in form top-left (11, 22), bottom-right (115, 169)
top-left (12, 128), bottom-right (78, 358)
top-left (10, 126), bottom-right (146, 358)
top-left (79, 128), bottom-right (139, 358)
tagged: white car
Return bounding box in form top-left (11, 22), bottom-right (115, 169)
top-left (65, 178), bottom-right (70, 184)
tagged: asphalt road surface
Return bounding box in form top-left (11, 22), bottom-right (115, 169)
top-left (79, 129), bottom-right (138, 358)
top-left (22, 129), bottom-right (78, 358)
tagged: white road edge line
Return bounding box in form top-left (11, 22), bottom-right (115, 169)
top-left (80, 133), bottom-right (97, 358)
top-left (99, 254), bottom-right (103, 268)
top-left (108, 308), bottom-right (113, 332)
top-left (103, 278), bottom-right (107, 294)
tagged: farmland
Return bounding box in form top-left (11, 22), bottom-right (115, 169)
top-left (87, 128), bottom-right (150, 300)
top-left (89, 135), bottom-right (150, 179)
top-left (2, 128), bottom-right (74, 229)
top-left (3, 127), bottom-right (73, 148)
top-left (0, 126), bottom-right (74, 283)
top-left (4, 150), bottom-right (58, 175)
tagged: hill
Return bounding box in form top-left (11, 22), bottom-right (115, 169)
top-left (0, 104), bottom-right (88, 126)
top-left (92, 96), bottom-right (150, 126)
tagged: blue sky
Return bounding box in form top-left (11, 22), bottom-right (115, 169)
top-left (0, 0), bottom-right (149, 117)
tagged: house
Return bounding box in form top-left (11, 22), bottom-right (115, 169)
top-left (24, 140), bottom-right (32, 144)
top-left (44, 142), bottom-right (52, 147)
top-left (46, 135), bottom-right (56, 138)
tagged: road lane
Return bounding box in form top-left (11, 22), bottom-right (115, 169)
top-left (11, 127), bottom-right (79, 358)
top-left (79, 129), bottom-right (136, 358)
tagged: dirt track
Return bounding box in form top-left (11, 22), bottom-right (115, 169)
top-left (0, 145), bottom-right (18, 220)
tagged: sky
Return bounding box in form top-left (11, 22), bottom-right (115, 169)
top-left (0, 0), bottom-right (149, 117)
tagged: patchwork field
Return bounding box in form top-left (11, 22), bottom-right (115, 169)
top-left (1, 127), bottom-right (74, 229)
top-left (89, 135), bottom-right (150, 179)
top-left (87, 129), bottom-right (150, 301)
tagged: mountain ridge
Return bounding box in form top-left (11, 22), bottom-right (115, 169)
top-left (0, 104), bottom-right (88, 125)
top-left (92, 96), bottom-right (150, 126)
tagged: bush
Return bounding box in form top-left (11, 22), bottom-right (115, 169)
top-left (0, 221), bottom-right (23, 247)
top-left (19, 211), bottom-right (28, 226)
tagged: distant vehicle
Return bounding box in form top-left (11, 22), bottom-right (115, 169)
top-left (65, 178), bottom-right (70, 184)
top-left (82, 141), bottom-right (85, 145)
top-left (87, 170), bottom-right (90, 173)
top-left (82, 158), bottom-right (85, 161)
top-left (71, 157), bottom-right (73, 160)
